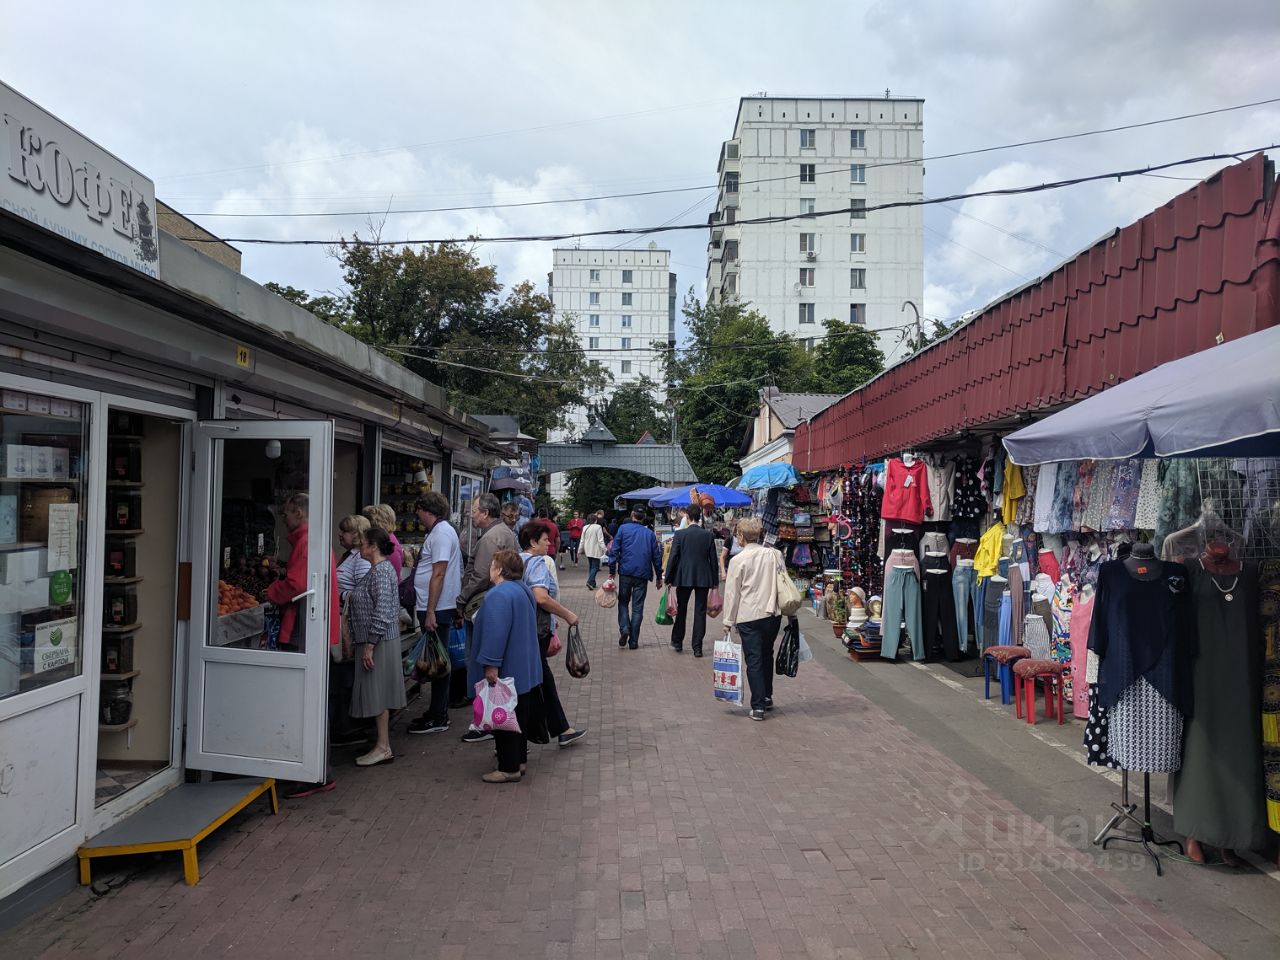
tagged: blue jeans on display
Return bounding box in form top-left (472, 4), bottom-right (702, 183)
top-left (880, 566), bottom-right (923, 661)
top-left (616, 575), bottom-right (649, 647)
top-left (952, 564), bottom-right (977, 653)
top-left (586, 557), bottom-right (600, 588)
top-left (997, 590), bottom-right (1015, 702)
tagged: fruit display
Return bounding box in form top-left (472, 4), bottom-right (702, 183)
top-left (217, 580), bottom-right (261, 616)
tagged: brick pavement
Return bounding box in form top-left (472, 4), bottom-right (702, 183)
top-left (2, 571), bottom-right (1221, 959)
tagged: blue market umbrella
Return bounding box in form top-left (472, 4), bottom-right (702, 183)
top-left (739, 463), bottom-right (800, 490)
top-left (648, 483), bottom-right (752, 509)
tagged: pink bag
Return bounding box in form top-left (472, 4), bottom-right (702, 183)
top-left (707, 587), bottom-right (724, 618)
top-left (472, 677), bottom-right (522, 733)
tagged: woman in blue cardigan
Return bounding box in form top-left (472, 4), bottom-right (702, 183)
top-left (470, 549), bottom-right (545, 783)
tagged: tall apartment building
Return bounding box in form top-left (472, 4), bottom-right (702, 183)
top-left (706, 96), bottom-right (923, 345)
top-left (548, 243), bottom-right (676, 440)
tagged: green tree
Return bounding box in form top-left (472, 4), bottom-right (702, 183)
top-left (903, 317), bottom-right (957, 355)
top-left (665, 296), bottom-right (816, 485)
top-left (266, 240), bottom-right (607, 438)
top-left (812, 318), bottom-right (884, 394)
top-left (564, 377), bottom-right (671, 515)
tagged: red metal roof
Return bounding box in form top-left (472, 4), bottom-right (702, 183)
top-left (793, 153), bottom-right (1280, 472)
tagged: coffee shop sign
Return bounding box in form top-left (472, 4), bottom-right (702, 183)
top-left (1, 82), bottom-right (159, 278)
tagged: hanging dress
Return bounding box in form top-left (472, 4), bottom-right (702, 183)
top-left (1105, 460), bottom-right (1142, 531)
top-left (1067, 588), bottom-right (1093, 719)
top-left (1171, 562), bottom-right (1268, 851)
top-left (1050, 579), bottom-right (1075, 706)
top-left (1133, 459), bottom-right (1162, 530)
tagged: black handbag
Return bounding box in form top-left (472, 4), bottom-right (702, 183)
top-left (565, 623), bottom-right (590, 679)
top-left (775, 619), bottom-right (800, 678)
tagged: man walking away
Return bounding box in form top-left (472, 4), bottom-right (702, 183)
top-left (406, 492), bottom-right (463, 735)
top-left (604, 507), bottom-right (662, 649)
top-left (664, 503), bottom-right (719, 657)
top-left (581, 511), bottom-right (607, 590)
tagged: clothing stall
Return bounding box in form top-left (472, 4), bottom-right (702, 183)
top-left (1002, 324), bottom-right (1280, 871)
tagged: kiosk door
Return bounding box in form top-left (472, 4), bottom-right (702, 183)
top-left (185, 419), bottom-right (334, 781)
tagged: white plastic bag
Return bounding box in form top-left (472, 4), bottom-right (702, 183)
top-left (473, 677), bottom-right (522, 733)
top-left (713, 633), bottom-right (744, 705)
top-left (798, 633), bottom-right (814, 663)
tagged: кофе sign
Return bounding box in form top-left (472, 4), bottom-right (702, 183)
top-left (1, 81), bottom-right (159, 278)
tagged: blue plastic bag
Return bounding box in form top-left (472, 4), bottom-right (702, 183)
top-left (404, 632), bottom-right (427, 678)
top-left (447, 624), bottom-right (467, 668)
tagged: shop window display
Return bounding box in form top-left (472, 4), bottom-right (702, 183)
top-left (0, 389), bottom-right (89, 702)
top-left (380, 450), bottom-right (434, 549)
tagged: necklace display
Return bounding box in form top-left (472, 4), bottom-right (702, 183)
top-left (1201, 560), bottom-right (1239, 601)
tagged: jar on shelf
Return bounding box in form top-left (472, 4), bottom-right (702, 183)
top-left (100, 679), bottom-right (133, 725)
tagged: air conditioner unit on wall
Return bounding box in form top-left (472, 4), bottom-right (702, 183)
top-left (805, 251), bottom-right (817, 261)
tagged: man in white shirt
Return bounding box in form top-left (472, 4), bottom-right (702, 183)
top-left (408, 491), bottom-right (463, 735)
top-left (580, 511), bottom-right (608, 590)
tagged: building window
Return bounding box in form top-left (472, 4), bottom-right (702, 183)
top-left (589, 314), bottom-right (600, 327)
top-left (621, 315), bottom-right (633, 327)
top-left (620, 360), bottom-right (632, 374)
top-left (850, 268), bottom-right (866, 289)
top-left (620, 337), bottom-right (631, 349)
top-left (798, 303), bottom-right (815, 324)
top-left (799, 163), bottom-right (816, 184)
top-left (589, 291), bottom-right (600, 305)
top-left (723, 273), bottom-right (737, 294)
top-left (724, 239), bottom-right (739, 261)
top-left (621, 292), bottom-right (633, 306)
top-left (588, 336), bottom-right (600, 349)
top-left (799, 233), bottom-right (816, 254)
top-left (850, 198), bottom-right (866, 220)
top-left (803, 337), bottom-right (815, 351)
top-left (621, 270), bottom-right (633, 284)
top-left (589, 269), bottom-right (601, 282)
top-left (724, 206), bottom-right (737, 224)
top-left (800, 128), bottom-right (817, 149)
top-left (799, 268), bottom-right (815, 287)
top-left (724, 173), bottom-right (739, 194)
top-left (800, 197), bottom-right (816, 216)
top-left (850, 233), bottom-right (865, 253)
top-left (850, 164), bottom-right (866, 183)
top-left (850, 129), bottom-right (865, 150)
top-left (850, 303), bottom-right (865, 325)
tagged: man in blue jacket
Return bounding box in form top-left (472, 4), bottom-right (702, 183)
top-left (605, 507), bottom-right (663, 649)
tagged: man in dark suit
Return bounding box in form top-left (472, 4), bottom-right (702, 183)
top-left (664, 503), bottom-right (720, 657)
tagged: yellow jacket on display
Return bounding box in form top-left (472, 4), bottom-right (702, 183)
top-left (975, 522), bottom-right (1006, 582)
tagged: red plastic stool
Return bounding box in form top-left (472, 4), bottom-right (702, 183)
top-left (1012, 659), bottom-right (1067, 724)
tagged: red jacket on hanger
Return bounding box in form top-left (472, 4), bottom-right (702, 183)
top-left (881, 458), bottom-right (932, 524)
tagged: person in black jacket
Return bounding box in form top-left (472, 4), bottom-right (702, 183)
top-left (663, 503), bottom-right (720, 657)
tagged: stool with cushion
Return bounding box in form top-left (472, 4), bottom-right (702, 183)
top-left (1012, 658), bottom-right (1067, 725)
top-left (982, 645), bottom-right (1029, 704)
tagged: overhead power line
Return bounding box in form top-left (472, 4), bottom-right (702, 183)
top-left (179, 96), bottom-right (1280, 218)
top-left (170, 145), bottom-right (1279, 247)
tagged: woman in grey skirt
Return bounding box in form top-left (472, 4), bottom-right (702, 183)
top-left (350, 526), bottom-right (406, 766)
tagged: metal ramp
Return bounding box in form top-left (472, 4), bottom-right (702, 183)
top-left (78, 778), bottom-right (277, 886)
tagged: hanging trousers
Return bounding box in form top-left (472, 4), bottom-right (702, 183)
top-left (921, 560), bottom-right (961, 661)
top-left (1008, 564), bottom-right (1027, 645)
top-left (880, 565), bottom-right (923, 661)
top-left (998, 592), bottom-right (1012, 646)
top-left (982, 576), bottom-right (1007, 648)
top-left (952, 563), bottom-right (977, 652)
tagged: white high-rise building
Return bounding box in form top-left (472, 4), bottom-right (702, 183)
top-left (549, 245), bottom-right (676, 441)
top-left (706, 96), bottom-right (923, 346)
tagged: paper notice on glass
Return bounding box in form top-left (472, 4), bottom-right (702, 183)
top-left (34, 617), bottom-right (77, 673)
top-left (47, 502), bottom-right (78, 571)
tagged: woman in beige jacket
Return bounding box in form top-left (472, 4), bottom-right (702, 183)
top-left (721, 517), bottom-right (783, 721)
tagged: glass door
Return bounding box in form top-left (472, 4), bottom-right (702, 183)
top-left (185, 419), bottom-right (333, 781)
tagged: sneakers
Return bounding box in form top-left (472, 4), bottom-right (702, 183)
top-left (764, 697), bottom-right (774, 712)
top-left (407, 716), bottom-right (450, 735)
top-left (558, 729), bottom-right (587, 748)
top-left (618, 633), bottom-right (628, 648)
top-left (284, 779), bottom-right (336, 799)
top-left (670, 642), bottom-right (683, 653)
top-left (482, 770), bottom-right (522, 784)
top-left (750, 709), bottom-right (766, 722)
top-left (460, 727), bottom-right (493, 744)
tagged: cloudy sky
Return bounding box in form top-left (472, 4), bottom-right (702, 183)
top-left (5, 1), bottom-right (1279, 341)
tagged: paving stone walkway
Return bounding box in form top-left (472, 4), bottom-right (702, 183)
top-left (2, 572), bottom-right (1220, 959)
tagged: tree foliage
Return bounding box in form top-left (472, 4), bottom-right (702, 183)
top-left (266, 239), bottom-right (608, 439)
top-left (812, 318), bottom-right (885, 394)
top-left (903, 317), bottom-right (957, 355)
top-left (563, 377), bottom-right (670, 516)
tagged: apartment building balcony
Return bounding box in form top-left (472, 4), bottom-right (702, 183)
top-left (716, 140), bottom-right (740, 176)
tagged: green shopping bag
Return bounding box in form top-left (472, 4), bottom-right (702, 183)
top-left (654, 588), bottom-right (674, 626)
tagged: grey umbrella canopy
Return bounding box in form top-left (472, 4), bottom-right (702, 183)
top-left (1003, 324), bottom-right (1280, 466)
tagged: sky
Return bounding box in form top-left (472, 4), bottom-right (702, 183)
top-left (5, 1), bottom-right (1280, 348)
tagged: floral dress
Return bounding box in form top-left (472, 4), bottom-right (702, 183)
top-left (1105, 460), bottom-right (1142, 530)
top-left (1051, 579), bottom-right (1073, 698)
top-left (1080, 461), bottom-right (1113, 532)
top-left (1133, 459), bottom-right (1161, 530)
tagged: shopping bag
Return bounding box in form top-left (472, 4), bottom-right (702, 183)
top-left (655, 589), bottom-right (674, 626)
top-left (473, 677), bottom-right (522, 733)
top-left (447, 624), bottom-right (467, 668)
top-left (416, 631), bottom-right (451, 681)
top-left (707, 587), bottom-right (724, 618)
top-left (403, 632), bottom-right (427, 678)
top-left (713, 633), bottom-right (744, 705)
top-left (797, 632), bottom-right (814, 663)
top-left (776, 619), bottom-right (800, 678)
top-left (566, 623), bottom-right (591, 679)
top-left (595, 578), bottom-right (617, 608)
top-left (667, 588), bottom-right (680, 619)
top-left (776, 567), bottom-right (804, 617)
